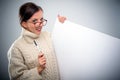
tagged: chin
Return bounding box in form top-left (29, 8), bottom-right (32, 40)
top-left (36, 31), bottom-right (41, 35)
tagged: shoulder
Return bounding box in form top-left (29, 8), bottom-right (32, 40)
top-left (8, 40), bottom-right (20, 59)
top-left (11, 36), bottom-right (24, 48)
top-left (8, 36), bottom-right (24, 55)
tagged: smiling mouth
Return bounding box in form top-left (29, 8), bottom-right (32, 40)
top-left (36, 27), bottom-right (42, 32)
top-left (36, 28), bottom-right (41, 31)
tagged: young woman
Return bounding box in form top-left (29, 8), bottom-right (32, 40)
top-left (8, 2), bottom-right (66, 80)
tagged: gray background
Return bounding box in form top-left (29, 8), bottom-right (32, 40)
top-left (0, 0), bottom-right (120, 80)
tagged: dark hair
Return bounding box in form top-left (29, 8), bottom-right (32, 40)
top-left (19, 2), bottom-right (43, 24)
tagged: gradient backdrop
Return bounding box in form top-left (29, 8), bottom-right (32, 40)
top-left (0, 0), bottom-right (120, 80)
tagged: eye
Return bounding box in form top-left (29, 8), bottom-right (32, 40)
top-left (32, 19), bottom-right (38, 24)
top-left (40, 18), bottom-right (44, 22)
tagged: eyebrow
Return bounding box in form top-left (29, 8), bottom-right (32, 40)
top-left (40, 17), bottom-right (43, 20)
top-left (32, 17), bottom-right (43, 22)
top-left (32, 19), bottom-right (37, 22)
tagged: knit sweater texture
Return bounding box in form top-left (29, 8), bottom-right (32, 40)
top-left (8, 29), bottom-right (60, 80)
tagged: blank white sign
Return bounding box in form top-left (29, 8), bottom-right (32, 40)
top-left (52, 19), bottom-right (120, 80)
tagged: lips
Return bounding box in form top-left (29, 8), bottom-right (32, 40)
top-left (36, 27), bottom-right (42, 32)
top-left (36, 28), bottom-right (41, 32)
top-left (37, 28), bottom-right (41, 31)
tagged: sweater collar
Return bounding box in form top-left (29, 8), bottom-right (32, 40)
top-left (22, 28), bottom-right (40, 43)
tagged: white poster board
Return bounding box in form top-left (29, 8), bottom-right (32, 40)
top-left (52, 19), bottom-right (120, 80)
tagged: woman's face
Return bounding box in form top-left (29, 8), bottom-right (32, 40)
top-left (22, 10), bottom-right (44, 35)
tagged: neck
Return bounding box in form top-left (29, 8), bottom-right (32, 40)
top-left (22, 28), bottom-right (40, 43)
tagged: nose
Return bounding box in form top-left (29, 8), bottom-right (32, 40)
top-left (38, 19), bottom-right (43, 26)
top-left (35, 22), bottom-right (43, 28)
top-left (39, 22), bottom-right (43, 26)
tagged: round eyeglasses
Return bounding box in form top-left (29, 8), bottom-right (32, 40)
top-left (27, 18), bottom-right (47, 27)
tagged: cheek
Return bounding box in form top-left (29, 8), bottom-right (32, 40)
top-left (27, 24), bottom-right (35, 32)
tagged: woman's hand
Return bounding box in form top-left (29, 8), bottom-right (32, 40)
top-left (58, 15), bottom-right (67, 23)
top-left (37, 52), bottom-right (46, 74)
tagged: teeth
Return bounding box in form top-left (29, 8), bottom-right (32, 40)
top-left (36, 27), bottom-right (42, 31)
top-left (36, 28), bottom-right (41, 30)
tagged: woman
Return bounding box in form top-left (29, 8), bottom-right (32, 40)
top-left (8, 2), bottom-right (66, 80)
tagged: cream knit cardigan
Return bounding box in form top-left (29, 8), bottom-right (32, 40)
top-left (8, 29), bottom-right (60, 80)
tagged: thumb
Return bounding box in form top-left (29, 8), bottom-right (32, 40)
top-left (38, 53), bottom-right (44, 58)
top-left (57, 14), bottom-right (60, 17)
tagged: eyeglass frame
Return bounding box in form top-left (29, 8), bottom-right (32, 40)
top-left (27, 18), bottom-right (47, 26)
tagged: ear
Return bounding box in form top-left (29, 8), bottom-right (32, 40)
top-left (21, 21), bottom-right (28, 29)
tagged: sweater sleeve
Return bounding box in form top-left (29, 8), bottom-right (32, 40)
top-left (8, 46), bottom-right (42, 80)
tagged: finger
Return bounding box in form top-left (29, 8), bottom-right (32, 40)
top-left (38, 55), bottom-right (46, 61)
top-left (43, 62), bottom-right (46, 65)
top-left (38, 53), bottom-right (43, 57)
top-left (38, 57), bottom-right (46, 62)
top-left (40, 62), bottom-right (46, 65)
top-left (39, 58), bottom-right (46, 63)
top-left (57, 14), bottom-right (60, 17)
top-left (39, 61), bottom-right (46, 66)
top-left (39, 58), bottom-right (46, 61)
top-left (42, 59), bottom-right (46, 62)
top-left (41, 64), bottom-right (46, 68)
top-left (64, 17), bottom-right (67, 20)
top-left (38, 53), bottom-right (44, 58)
